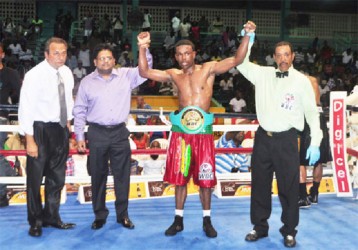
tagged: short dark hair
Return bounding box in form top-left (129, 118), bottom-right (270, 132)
top-left (175, 39), bottom-right (195, 51)
top-left (92, 43), bottom-right (115, 59)
top-left (274, 41), bottom-right (293, 54)
top-left (45, 37), bottom-right (68, 53)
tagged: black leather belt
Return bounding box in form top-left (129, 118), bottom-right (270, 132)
top-left (259, 126), bottom-right (297, 137)
top-left (88, 122), bottom-right (125, 129)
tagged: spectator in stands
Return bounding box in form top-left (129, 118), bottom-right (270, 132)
top-left (159, 81), bottom-right (173, 95)
top-left (171, 11), bottom-right (181, 38)
top-left (118, 51), bottom-right (132, 67)
top-left (136, 96), bottom-right (152, 125)
top-left (198, 15), bottom-right (209, 33)
top-left (112, 14), bottom-right (123, 45)
top-left (179, 18), bottom-right (191, 39)
top-left (66, 49), bottom-right (78, 70)
top-left (142, 9), bottom-right (152, 32)
top-left (148, 116), bottom-right (168, 143)
top-left (163, 31), bottom-right (176, 56)
top-left (72, 60), bottom-right (87, 98)
top-left (18, 43), bottom-right (34, 63)
top-left (320, 40), bottom-right (333, 63)
top-left (78, 43), bottom-right (91, 73)
top-left (131, 132), bottom-right (149, 149)
top-left (0, 42), bottom-right (21, 149)
top-left (306, 47), bottom-right (317, 72)
top-left (229, 89), bottom-right (247, 113)
top-left (31, 15), bottom-right (43, 37)
top-left (82, 11), bottom-right (94, 43)
top-left (99, 14), bottom-right (111, 43)
top-left (8, 40), bottom-right (22, 57)
top-left (219, 73), bottom-right (233, 92)
top-left (3, 17), bottom-right (16, 38)
top-left (215, 131), bottom-right (249, 173)
top-left (265, 52), bottom-right (275, 66)
top-left (342, 48), bottom-right (353, 67)
top-left (211, 16), bottom-right (224, 33)
top-left (294, 46), bottom-right (305, 66)
top-left (138, 140), bottom-right (166, 175)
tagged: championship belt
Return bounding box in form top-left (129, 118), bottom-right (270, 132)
top-left (169, 106), bottom-right (214, 134)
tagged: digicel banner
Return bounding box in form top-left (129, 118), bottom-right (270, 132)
top-left (329, 92), bottom-right (353, 197)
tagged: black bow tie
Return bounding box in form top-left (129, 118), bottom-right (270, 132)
top-left (276, 71), bottom-right (289, 78)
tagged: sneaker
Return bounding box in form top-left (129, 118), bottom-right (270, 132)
top-left (298, 197), bottom-right (311, 208)
top-left (165, 215), bottom-right (183, 236)
top-left (203, 216), bottom-right (217, 238)
top-left (284, 235), bottom-right (296, 247)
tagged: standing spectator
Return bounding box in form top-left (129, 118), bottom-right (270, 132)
top-left (190, 21), bottom-right (200, 47)
top-left (265, 52), bottom-right (275, 66)
top-left (162, 31), bottom-right (176, 55)
top-left (18, 37), bottom-right (76, 237)
top-left (236, 22), bottom-right (322, 248)
top-left (229, 89), bottom-right (246, 113)
top-left (99, 14), bottom-right (111, 43)
top-left (171, 11), bottom-right (181, 38)
top-left (73, 43), bottom-right (152, 230)
top-left (72, 60), bottom-right (87, 97)
top-left (82, 11), bottom-right (94, 43)
top-left (3, 17), bottom-right (16, 38)
top-left (112, 15), bottom-right (123, 45)
top-left (320, 40), bottom-right (333, 63)
top-left (215, 131), bottom-right (249, 173)
top-left (78, 44), bottom-right (91, 73)
top-left (31, 16), bottom-right (43, 37)
top-left (211, 16), bottom-right (224, 34)
top-left (179, 18), bottom-right (191, 39)
top-left (136, 96), bottom-right (152, 125)
top-left (198, 15), bottom-right (209, 33)
top-left (342, 48), bottom-right (353, 67)
top-left (294, 47), bottom-right (305, 66)
top-left (142, 9), bottom-right (152, 32)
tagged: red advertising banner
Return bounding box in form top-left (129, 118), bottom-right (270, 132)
top-left (329, 92), bottom-right (353, 197)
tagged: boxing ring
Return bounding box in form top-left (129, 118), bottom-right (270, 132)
top-left (0, 98), bottom-right (358, 250)
top-left (0, 97), bottom-right (350, 206)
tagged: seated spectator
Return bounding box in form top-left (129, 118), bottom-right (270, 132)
top-left (229, 89), bottom-right (247, 113)
top-left (265, 53), bottom-right (275, 66)
top-left (147, 116), bottom-right (168, 143)
top-left (159, 82), bottom-right (173, 95)
top-left (215, 131), bottom-right (249, 173)
top-left (136, 96), bottom-right (152, 125)
top-left (137, 140), bottom-right (166, 175)
top-left (219, 73), bottom-right (233, 92)
top-left (131, 132), bottom-right (149, 149)
top-left (18, 43), bottom-right (34, 63)
top-left (8, 40), bottom-right (22, 57)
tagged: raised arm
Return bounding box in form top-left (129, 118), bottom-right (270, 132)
top-left (211, 21), bottom-right (256, 75)
top-left (137, 32), bottom-right (172, 82)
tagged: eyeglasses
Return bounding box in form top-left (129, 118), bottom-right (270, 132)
top-left (97, 56), bottom-right (113, 62)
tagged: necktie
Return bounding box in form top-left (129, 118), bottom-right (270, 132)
top-left (276, 71), bottom-right (289, 78)
top-left (57, 72), bottom-right (67, 127)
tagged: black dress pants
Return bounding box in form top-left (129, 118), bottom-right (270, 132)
top-left (250, 126), bottom-right (300, 237)
top-left (87, 123), bottom-right (131, 221)
top-left (26, 122), bottom-right (69, 227)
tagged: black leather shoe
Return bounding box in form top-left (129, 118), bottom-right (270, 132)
top-left (165, 215), bottom-right (183, 236)
top-left (284, 235), bottom-right (296, 247)
top-left (43, 221), bottom-right (76, 229)
top-left (29, 225), bottom-right (42, 237)
top-left (245, 230), bottom-right (268, 241)
top-left (203, 216), bottom-right (217, 238)
top-left (91, 219), bottom-right (106, 230)
top-left (118, 217), bottom-right (135, 229)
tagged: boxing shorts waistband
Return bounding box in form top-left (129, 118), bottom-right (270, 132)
top-left (258, 126), bottom-right (297, 137)
top-left (170, 106), bottom-right (214, 134)
top-left (88, 122), bottom-right (125, 129)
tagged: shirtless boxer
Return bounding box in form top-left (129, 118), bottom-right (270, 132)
top-left (137, 23), bottom-right (252, 238)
